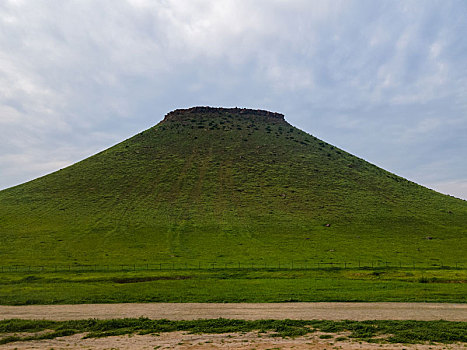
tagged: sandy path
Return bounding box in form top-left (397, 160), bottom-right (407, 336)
top-left (1, 302), bottom-right (466, 321)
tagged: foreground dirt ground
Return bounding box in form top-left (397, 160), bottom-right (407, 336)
top-left (1, 302), bottom-right (466, 321)
top-left (2, 303), bottom-right (465, 349)
top-left (1, 331), bottom-right (466, 350)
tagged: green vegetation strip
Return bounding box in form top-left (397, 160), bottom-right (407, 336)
top-left (0, 318), bottom-right (466, 345)
top-left (1, 269), bottom-right (466, 305)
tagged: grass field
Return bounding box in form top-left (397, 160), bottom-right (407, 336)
top-left (0, 268), bottom-right (465, 305)
top-left (1, 318), bottom-right (466, 345)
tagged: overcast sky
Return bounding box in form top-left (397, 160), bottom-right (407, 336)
top-left (1, 0), bottom-right (466, 199)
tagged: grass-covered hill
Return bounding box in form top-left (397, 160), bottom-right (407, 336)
top-left (0, 106), bottom-right (466, 267)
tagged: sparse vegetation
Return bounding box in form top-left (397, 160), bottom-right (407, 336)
top-left (0, 318), bottom-right (465, 345)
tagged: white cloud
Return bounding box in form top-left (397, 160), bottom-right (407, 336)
top-left (0, 0), bottom-right (466, 200)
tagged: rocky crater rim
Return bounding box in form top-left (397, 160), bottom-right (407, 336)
top-left (163, 106), bottom-right (285, 122)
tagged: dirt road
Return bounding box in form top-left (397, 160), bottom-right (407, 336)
top-left (1, 302), bottom-right (465, 321)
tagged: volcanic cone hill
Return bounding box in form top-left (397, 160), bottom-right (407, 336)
top-left (0, 107), bottom-right (466, 266)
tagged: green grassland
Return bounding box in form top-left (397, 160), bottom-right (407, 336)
top-left (0, 268), bottom-right (465, 305)
top-left (1, 318), bottom-right (466, 345)
top-left (0, 107), bottom-right (466, 303)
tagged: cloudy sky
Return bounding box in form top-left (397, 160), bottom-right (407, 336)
top-left (1, 0), bottom-right (466, 199)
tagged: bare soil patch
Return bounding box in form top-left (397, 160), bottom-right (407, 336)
top-left (1, 331), bottom-right (465, 350)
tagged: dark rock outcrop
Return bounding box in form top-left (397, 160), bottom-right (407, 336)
top-left (163, 106), bottom-right (285, 123)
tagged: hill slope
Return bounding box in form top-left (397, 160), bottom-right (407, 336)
top-left (0, 107), bottom-right (466, 266)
